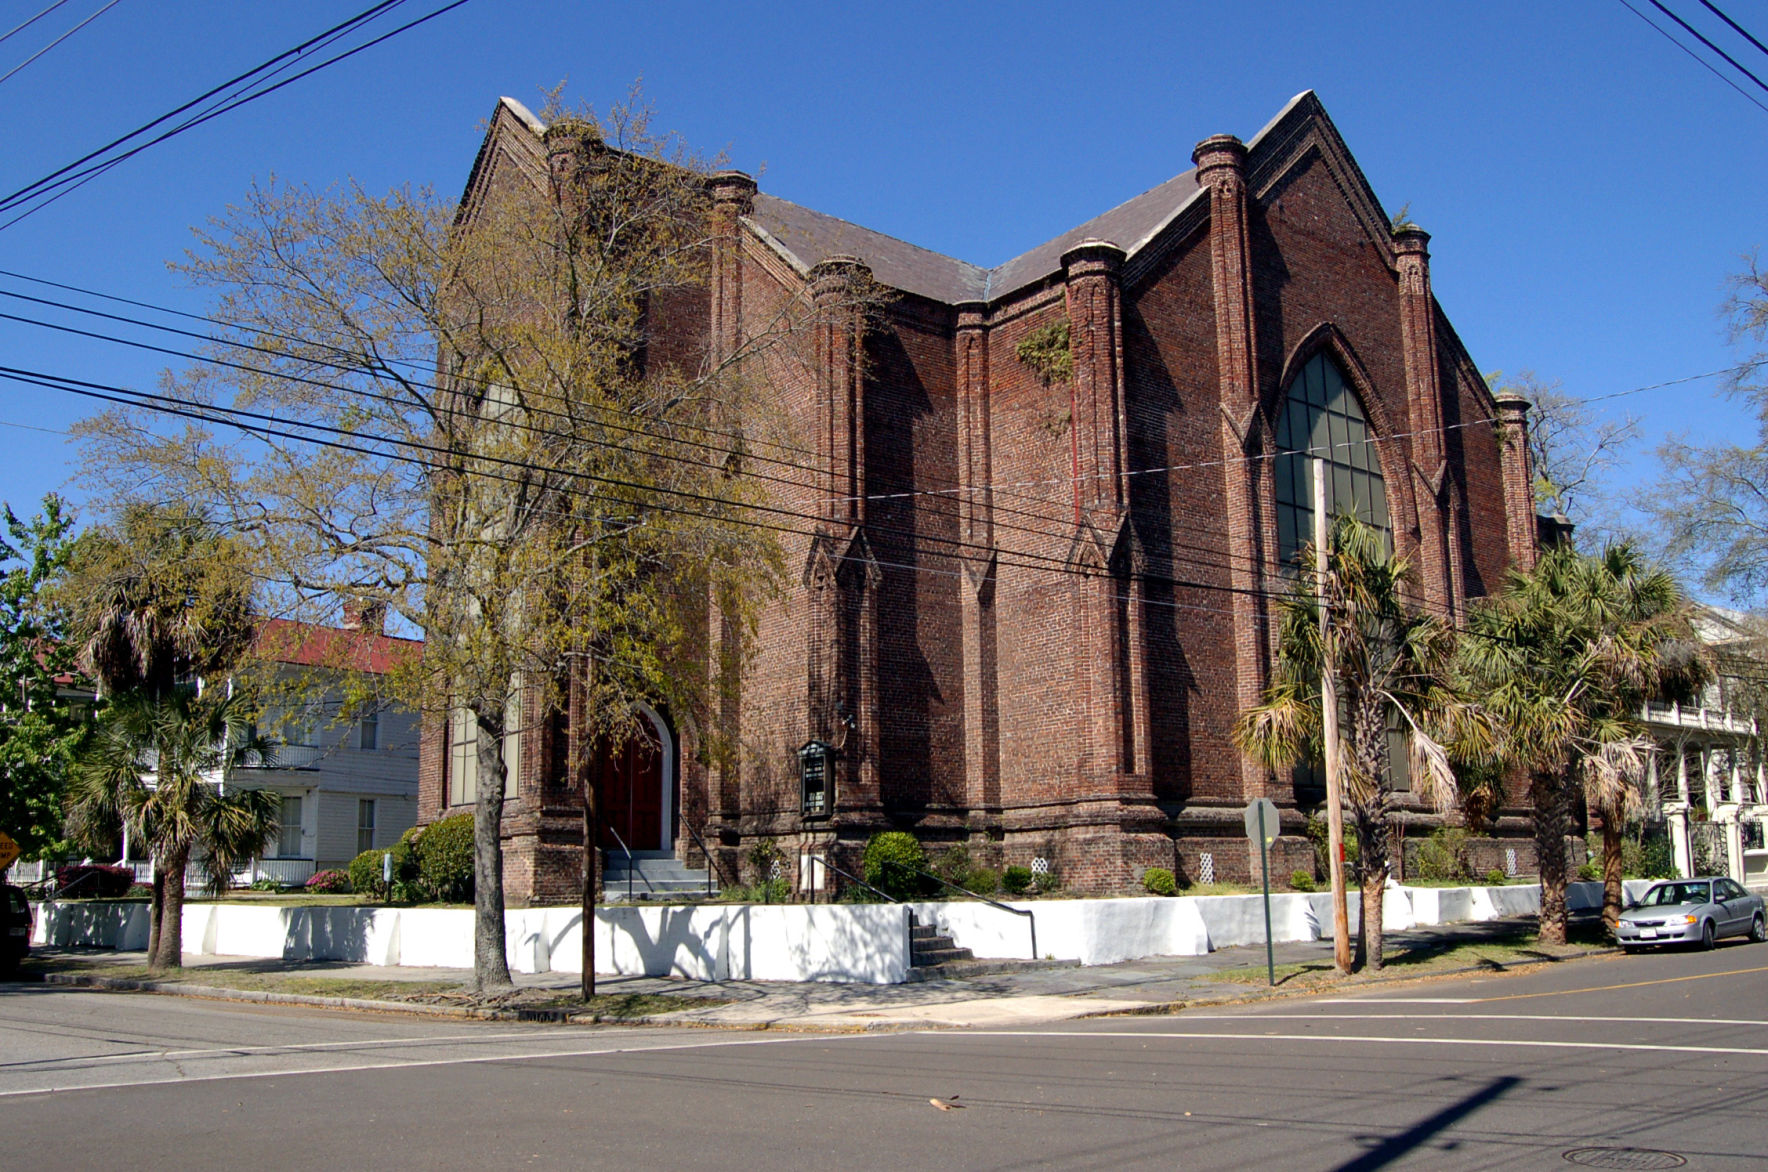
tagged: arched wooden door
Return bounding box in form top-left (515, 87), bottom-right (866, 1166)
top-left (595, 710), bottom-right (670, 852)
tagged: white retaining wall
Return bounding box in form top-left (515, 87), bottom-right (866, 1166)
top-left (32, 880), bottom-right (1643, 984)
top-left (30, 900), bottom-right (910, 984)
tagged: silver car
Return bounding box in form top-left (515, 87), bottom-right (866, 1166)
top-left (1616, 877), bottom-right (1766, 951)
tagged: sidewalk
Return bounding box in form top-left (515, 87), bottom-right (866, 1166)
top-left (15, 914), bottom-right (1614, 1030)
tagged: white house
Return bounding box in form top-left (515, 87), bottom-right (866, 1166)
top-left (1642, 607), bottom-right (1768, 890)
top-left (228, 613), bottom-right (422, 883)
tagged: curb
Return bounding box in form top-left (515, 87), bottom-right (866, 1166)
top-left (1073, 945), bottom-right (1617, 1018)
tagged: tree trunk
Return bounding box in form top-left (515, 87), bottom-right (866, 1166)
top-left (581, 790), bottom-right (599, 1001)
top-left (151, 843), bottom-right (190, 971)
top-left (1602, 812), bottom-right (1625, 938)
top-left (146, 866), bottom-right (165, 963)
top-left (472, 709), bottom-right (514, 993)
top-left (1533, 769), bottom-right (1569, 945)
top-left (1361, 869), bottom-right (1386, 971)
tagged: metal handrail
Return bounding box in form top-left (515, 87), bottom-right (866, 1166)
top-left (680, 821), bottom-right (728, 897)
top-left (605, 825), bottom-right (634, 904)
top-left (910, 866), bottom-right (1038, 960)
top-left (804, 855), bottom-right (895, 904)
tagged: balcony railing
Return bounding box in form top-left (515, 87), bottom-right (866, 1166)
top-left (242, 742), bottom-right (326, 770)
top-left (1642, 701), bottom-right (1758, 737)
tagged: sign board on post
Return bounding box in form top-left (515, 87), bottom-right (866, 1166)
top-left (1241, 799), bottom-right (1280, 987)
top-left (1242, 798), bottom-right (1279, 849)
top-left (0, 832), bottom-right (18, 873)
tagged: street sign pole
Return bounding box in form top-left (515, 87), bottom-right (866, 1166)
top-left (1258, 803), bottom-right (1274, 987)
top-left (1242, 798), bottom-right (1279, 987)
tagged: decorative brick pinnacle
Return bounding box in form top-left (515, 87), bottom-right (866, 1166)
top-left (1191, 133), bottom-right (1247, 178)
top-left (1492, 390), bottom-right (1531, 416)
top-left (1391, 225), bottom-right (1432, 257)
top-left (709, 169), bottom-right (758, 213)
top-left (1061, 238), bottom-right (1126, 274)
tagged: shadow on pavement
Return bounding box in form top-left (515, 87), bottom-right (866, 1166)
top-left (1334, 1075), bottom-right (1522, 1171)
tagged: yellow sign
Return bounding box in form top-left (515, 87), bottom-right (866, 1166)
top-left (0, 832), bottom-right (18, 872)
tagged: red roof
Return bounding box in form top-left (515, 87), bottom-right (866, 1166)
top-left (253, 618), bottom-right (421, 676)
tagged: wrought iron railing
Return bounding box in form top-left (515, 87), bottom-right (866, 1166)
top-left (605, 825), bottom-right (634, 903)
top-left (680, 821), bottom-right (727, 897)
top-left (909, 866), bottom-right (1038, 960)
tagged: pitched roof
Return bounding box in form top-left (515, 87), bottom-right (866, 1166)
top-left (473, 91), bottom-right (1332, 308)
top-left (253, 618), bottom-right (420, 676)
top-left (748, 167), bottom-right (1202, 304)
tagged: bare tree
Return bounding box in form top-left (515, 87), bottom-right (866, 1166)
top-left (75, 93), bottom-right (880, 991)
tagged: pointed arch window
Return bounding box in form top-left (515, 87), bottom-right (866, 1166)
top-left (1273, 351), bottom-right (1390, 565)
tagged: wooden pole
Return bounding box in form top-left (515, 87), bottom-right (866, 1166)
top-left (1314, 457), bottom-right (1352, 974)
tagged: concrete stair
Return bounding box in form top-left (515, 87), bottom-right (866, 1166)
top-left (601, 851), bottom-right (717, 902)
top-left (905, 911), bottom-right (1081, 982)
top-left (909, 913), bottom-right (974, 966)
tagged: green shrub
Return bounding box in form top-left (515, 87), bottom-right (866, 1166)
top-left (1575, 861), bottom-right (1600, 882)
top-left (1289, 869), bottom-right (1318, 892)
top-left (1142, 867), bottom-right (1177, 897)
top-left (348, 848), bottom-right (389, 900)
top-left (1632, 831), bottom-right (1676, 880)
top-left (746, 837), bottom-right (786, 885)
top-left (414, 812), bottom-right (475, 902)
top-left (1002, 864), bottom-right (1033, 895)
top-left (1412, 827), bottom-right (1470, 883)
top-left (965, 866), bottom-right (1001, 895)
top-left (248, 877), bottom-right (281, 892)
top-left (863, 831), bottom-right (930, 900)
top-left (727, 878), bottom-right (791, 904)
top-left (1484, 868), bottom-right (1507, 887)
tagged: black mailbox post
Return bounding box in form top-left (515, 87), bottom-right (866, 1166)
top-left (798, 739), bottom-right (835, 820)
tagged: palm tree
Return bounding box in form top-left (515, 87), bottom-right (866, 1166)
top-left (67, 689), bottom-right (278, 970)
top-left (58, 504), bottom-right (261, 966)
top-left (1461, 543), bottom-right (1705, 942)
top-left (65, 505), bottom-right (255, 699)
top-left (1235, 516), bottom-right (1490, 970)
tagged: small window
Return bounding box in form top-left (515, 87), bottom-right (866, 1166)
top-left (278, 796), bottom-right (303, 858)
top-left (357, 799), bottom-right (377, 855)
top-left (359, 708), bottom-right (379, 751)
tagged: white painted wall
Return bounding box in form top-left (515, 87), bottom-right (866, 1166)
top-left (33, 881), bottom-right (1637, 984)
top-left (30, 900), bottom-right (910, 984)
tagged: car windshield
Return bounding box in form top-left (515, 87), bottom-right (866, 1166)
top-left (1645, 882), bottom-right (1709, 906)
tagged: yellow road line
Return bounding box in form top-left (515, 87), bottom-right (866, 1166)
top-left (1470, 963), bottom-right (1768, 1002)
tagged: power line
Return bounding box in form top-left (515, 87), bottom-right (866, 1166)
top-left (0, 0), bottom-right (121, 88)
top-left (1648, 0), bottom-right (1768, 95)
top-left (0, 1), bottom-right (405, 216)
top-left (0, 2), bottom-right (71, 49)
top-left (0, 1), bottom-right (475, 231)
top-left (6, 265), bottom-right (1759, 531)
top-left (1617, 0), bottom-right (1768, 114)
top-left (1698, 0), bottom-right (1768, 62)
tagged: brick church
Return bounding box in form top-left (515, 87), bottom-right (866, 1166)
top-left (418, 91), bottom-right (1541, 902)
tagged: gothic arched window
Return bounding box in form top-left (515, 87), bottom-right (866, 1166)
top-left (1273, 351), bottom-right (1390, 564)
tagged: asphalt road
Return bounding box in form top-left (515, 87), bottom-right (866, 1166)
top-left (5, 942), bottom-right (1766, 1170)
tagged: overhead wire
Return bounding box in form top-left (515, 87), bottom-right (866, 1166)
top-left (0, 1), bottom-right (408, 216)
top-left (1616, 0), bottom-right (1768, 114)
top-left (0, 0), bottom-right (475, 231)
top-left (1697, 0), bottom-right (1768, 62)
top-left (7, 265), bottom-right (1765, 611)
top-left (1646, 0), bottom-right (1768, 96)
top-left (0, 2), bottom-right (71, 49)
top-left (0, 0), bottom-right (121, 88)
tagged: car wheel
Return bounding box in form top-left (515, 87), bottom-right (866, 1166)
top-left (1751, 913), bottom-right (1766, 944)
top-left (1701, 919), bottom-right (1717, 950)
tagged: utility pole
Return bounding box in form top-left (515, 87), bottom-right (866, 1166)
top-left (1313, 457), bottom-right (1352, 974)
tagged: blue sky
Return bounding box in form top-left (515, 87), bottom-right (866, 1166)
top-left (1, 0), bottom-right (1763, 543)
